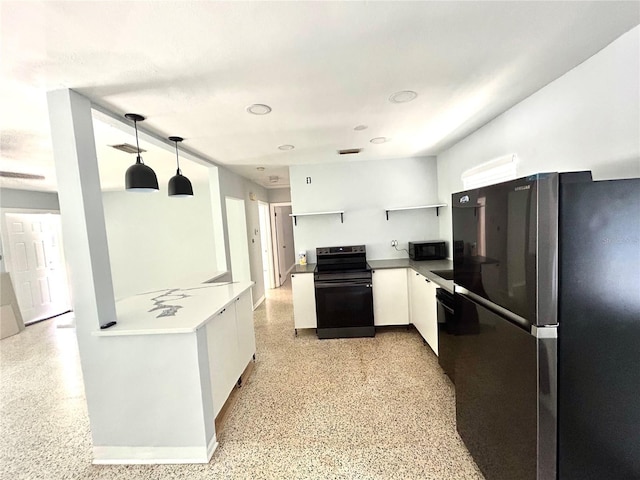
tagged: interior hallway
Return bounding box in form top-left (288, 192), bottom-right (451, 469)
top-left (0, 279), bottom-right (483, 479)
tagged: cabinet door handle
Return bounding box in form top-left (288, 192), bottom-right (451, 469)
top-left (425, 278), bottom-right (431, 283)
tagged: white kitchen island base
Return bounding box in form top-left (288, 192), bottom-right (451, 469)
top-left (91, 282), bottom-right (255, 464)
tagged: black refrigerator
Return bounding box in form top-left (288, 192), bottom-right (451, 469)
top-left (451, 172), bottom-right (640, 480)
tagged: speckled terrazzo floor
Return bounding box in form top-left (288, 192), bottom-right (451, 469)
top-left (0, 279), bottom-right (484, 479)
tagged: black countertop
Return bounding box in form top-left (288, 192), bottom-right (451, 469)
top-left (291, 259), bottom-right (454, 293)
top-left (368, 258), bottom-right (454, 293)
top-left (292, 263), bottom-right (317, 274)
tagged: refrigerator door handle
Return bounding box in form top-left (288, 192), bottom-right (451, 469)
top-left (457, 286), bottom-right (531, 331)
top-left (534, 324), bottom-right (558, 480)
top-left (531, 325), bottom-right (558, 338)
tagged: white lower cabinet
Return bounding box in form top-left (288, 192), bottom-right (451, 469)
top-left (291, 272), bottom-right (317, 330)
top-left (372, 268), bottom-right (409, 326)
top-left (290, 267), bottom-right (440, 352)
top-left (409, 270), bottom-right (439, 355)
top-left (206, 290), bottom-right (256, 418)
top-left (206, 302), bottom-right (239, 418)
top-left (235, 292), bottom-right (256, 376)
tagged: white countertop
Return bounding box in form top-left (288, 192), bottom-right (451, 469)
top-left (94, 281), bottom-right (254, 337)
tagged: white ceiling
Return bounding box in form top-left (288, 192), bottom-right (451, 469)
top-left (1, 1), bottom-right (638, 192)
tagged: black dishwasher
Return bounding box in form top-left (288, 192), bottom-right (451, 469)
top-left (436, 288), bottom-right (456, 382)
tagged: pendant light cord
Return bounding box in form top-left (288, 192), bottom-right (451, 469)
top-left (174, 141), bottom-right (181, 174)
top-left (134, 120), bottom-right (143, 164)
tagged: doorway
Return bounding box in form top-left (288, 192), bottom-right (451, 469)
top-left (270, 202), bottom-right (295, 287)
top-left (3, 213), bottom-right (71, 324)
top-left (225, 197), bottom-right (251, 282)
top-left (258, 201), bottom-right (274, 290)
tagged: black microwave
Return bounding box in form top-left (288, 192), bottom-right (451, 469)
top-left (408, 241), bottom-right (447, 261)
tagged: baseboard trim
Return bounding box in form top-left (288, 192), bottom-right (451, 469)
top-left (253, 295), bottom-right (265, 310)
top-left (93, 437), bottom-right (218, 464)
top-left (284, 263), bottom-right (295, 277)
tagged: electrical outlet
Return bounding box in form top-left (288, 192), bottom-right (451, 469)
top-left (391, 240), bottom-right (398, 247)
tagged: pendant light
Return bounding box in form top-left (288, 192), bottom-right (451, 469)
top-left (168, 136), bottom-right (193, 197)
top-left (124, 113), bottom-right (159, 192)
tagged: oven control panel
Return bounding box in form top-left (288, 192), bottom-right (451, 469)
top-left (317, 245), bottom-right (366, 256)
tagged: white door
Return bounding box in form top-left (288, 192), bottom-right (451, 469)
top-left (4, 213), bottom-right (71, 324)
top-left (273, 205), bottom-right (295, 286)
top-left (258, 201), bottom-right (274, 290)
top-left (225, 197), bottom-right (251, 283)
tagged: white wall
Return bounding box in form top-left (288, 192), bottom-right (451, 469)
top-left (225, 196), bottom-right (252, 283)
top-left (103, 179), bottom-right (219, 299)
top-left (267, 187), bottom-right (291, 203)
top-left (437, 26), bottom-right (640, 247)
top-left (0, 188), bottom-right (60, 210)
top-left (290, 156), bottom-right (442, 263)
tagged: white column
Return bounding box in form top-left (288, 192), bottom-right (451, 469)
top-left (47, 89), bottom-right (118, 450)
top-left (46, 89), bottom-right (116, 333)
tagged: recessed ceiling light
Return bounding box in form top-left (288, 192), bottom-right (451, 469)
top-left (389, 90), bottom-right (418, 104)
top-left (354, 125), bottom-right (368, 131)
top-left (278, 144), bottom-right (294, 151)
top-left (256, 167), bottom-right (265, 171)
top-left (370, 137), bottom-right (389, 144)
top-left (246, 104), bottom-right (272, 115)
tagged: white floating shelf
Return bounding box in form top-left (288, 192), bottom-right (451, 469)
top-left (385, 203), bottom-right (447, 220)
top-left (289, 210), bottom-right (345, 226)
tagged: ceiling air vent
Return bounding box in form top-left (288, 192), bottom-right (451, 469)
top-left (338, 148), bottom-right (362, 155)
top-left (110, 143), bottom-right (146, 154)
top-left (0, 171), bottom-right (45, 180)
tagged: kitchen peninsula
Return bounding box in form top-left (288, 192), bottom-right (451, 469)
top-left (90, 281), bottom-right (255, 464)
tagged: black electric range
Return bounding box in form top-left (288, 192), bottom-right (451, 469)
top-left (314, 245), bottom-right (374, 339)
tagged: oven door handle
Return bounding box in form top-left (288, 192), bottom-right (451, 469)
top-left (315, 282), bottom-right (372, 289)
top-left (437, 300), bottom-right (454, 315)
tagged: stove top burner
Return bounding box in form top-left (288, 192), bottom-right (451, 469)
top-left (315, 244), bottom-right (368, 273)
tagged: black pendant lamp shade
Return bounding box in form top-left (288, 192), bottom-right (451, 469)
top-left (124, 113), bottom-right (159, 192)
top-left (168, 136), bottom-right (193, 197)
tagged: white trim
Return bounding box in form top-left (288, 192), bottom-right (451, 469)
top-left (253, 294), bottom-right (265, 310)
top-left (270, 202), bottom-right (292, 287)
top-left (462, 154), bottom-right (518, 189)
top-left (258, 201), bottom-right (275, 290)
top-left (92, 436), bottom-right (218, 464)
